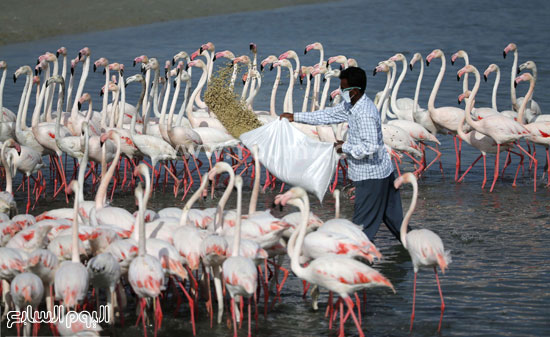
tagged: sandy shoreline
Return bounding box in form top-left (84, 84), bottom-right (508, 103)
top-left (0, 0), bottom-right (336, 46)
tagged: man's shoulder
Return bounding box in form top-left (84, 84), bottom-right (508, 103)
top-left (354, 95), bottom-right (378, 116)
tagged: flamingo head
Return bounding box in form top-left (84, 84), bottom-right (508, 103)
top-left (190, 48), bottom-right (201, 61)
top-left (260, 55), bottom-right (277, 71)
top-left (233, 55), bottom-right (251, 65)
top-left (330, 88), bottom-right (341, 101)
top-left (425, 49), bottom-right (442, 66)
top-left (457, 90), bottom-right (471, 105)
top-left (133, 163), bottom-right (150, 179)
top-left (503, 43), bottom-right (517, 58)
top-left (13, 65), bottom-right (32, 83)
top-left (133, 55), bottom-right (148, 67)
top-left (348, 58), bottom-right (358, 67)
top-left (200, 42), bottom-right (215, 54)
top-left (78, 47), bottom-right (90, 61)
top-left (274, 187), bottom-right (307, 208)
top-left (207, 162), bottom-right (233, 182)
top-left (249, 42), bottom-right (257, 53)
top-left (93, 57), bottom-right (109, 73)
top-left (519, 60), bottom-right (536, 74)
top-left (278, 50), bottom-right (296, 61)
top-left (125, 73), bottom-right (145, 86)
top-left (483, 63), bottom-right (499, 82)
top-left (409, 53), bottom-right (422, 70)
top-left (43, 52), bottom-right (57, 62)
top-left (304, 42), bottom-right (322, 54)
top-left (515, 72), bottom-right (533, 88)
top-left (373, 61), bottom-right (389, 76)
top-left (172, 51), bottom-right (189, 65)
top-left (33, 75), bottom-right (40, 85)
top-left (56, 46), bottom-right (67, 57)
top-left (46, 75), bottom-right (64, 88)
top-left (70, 57), bottom-right (79, 75)
top-left (77, 93), bottom-right (91, 111)
top-left (187, 59), bottom-right (206, 71)
top-left (66, 180), bottom-right (79, 195)
top-left (214, 50), bottom-right (235, 62)
top-left (0, 61), bottom-right (6, 71)
top-left (389, 53), bottom-right (405, 63)
top-left (457, 64), bottom-right (475, 81)
top-left (450, 50), bottom-right (467, 65)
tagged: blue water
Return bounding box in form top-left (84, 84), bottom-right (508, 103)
top-left (1, 0), bottom-right (550, 336)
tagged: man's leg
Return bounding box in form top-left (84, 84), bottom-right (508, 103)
top-left (382, 171), bottom-right (405, 242)
top-left (352, 178), bottom-right (389, 241)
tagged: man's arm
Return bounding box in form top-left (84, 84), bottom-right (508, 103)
top-left (341, 113), bottom-right (381, 159)
top-left (282, 103), bottom-right (349, 126)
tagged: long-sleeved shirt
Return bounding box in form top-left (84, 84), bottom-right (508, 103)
top-left (293, 94), bottom-right (393, 181)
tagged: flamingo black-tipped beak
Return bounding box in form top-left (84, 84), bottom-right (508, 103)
top-left (141, 66), bottom-right (146, 75)
top-left (133, 60), bottom-right (136, 67)
top-left (458, 99), bottom-right (461, 105)
top-left (78, 102), bottom-right (82, 110)
top-left (426, 60), bottom-right (430, 66)
top-left (13, 74), bottom-right (17, 83)
top-left (78, 52), bottom-right (82, 59)
top-left (99, 90), bottom-right (103, 96)
top-left (514, 81), bottom-right (518, 88)
top-left (199, 47), bottom-right (203, 54)
top-left (56, 51), bottom-right (60, 57)
top-left (300, 76), bottom-right (303, 85)
top-left (304, 48), bottom-right (308, 55)
top-left (36, 59), bottom-right (40, 65)
top-left (212, 55), bottom-right (217, 62)
top-left (409, 64), bottom-right (413, 71)
top-left (323, 77), bottom-right (326, 83)
top-left (373, 69), bottom-right (377, 76)
top-left (45, 81), bottom-right (50, 88)
top-left (71, 67), bottom-right (74, 76)
top-left (260, 64), bottom-right (264, 71)
top-left (269, 64), bottom-right (274, 71)
top-left (484, 74), bottom-right (488, 82)
top-left (517, 67), bottom-right (521, 75)
top-left (173, 80), bottom-right (177, 88)
top-left (457, 74), bottom-right (460, 81)
top-left (185, 63), bottom-right (189, 71)
top-left (120, 68), bottom-right (124, 76)
top-left (503, 51), bottom-right (507, 59)
top-left (309, 74), bottom-right (313, 81)
top-left (102, 68), bottom-right (106, 75)
top-left (451, 59), bottom-right (455, 66)
top-left (172, 58), bottom-right (176, 66)
top-left (93, 64), bottom-right (97, 72)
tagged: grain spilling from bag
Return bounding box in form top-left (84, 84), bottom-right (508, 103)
top-left (204, 64), bottom-right (262, 138)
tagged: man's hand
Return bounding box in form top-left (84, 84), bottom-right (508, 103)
top-left (279, 113), bottom-right (294, 122)
top-left (334, 140), bottom-right (344, 154)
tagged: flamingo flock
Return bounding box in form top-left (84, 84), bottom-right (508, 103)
top-left (0, 40), bottom-right (545, 336)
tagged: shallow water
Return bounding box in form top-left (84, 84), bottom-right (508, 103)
top-left (1, 0), bottom-right (550, 336)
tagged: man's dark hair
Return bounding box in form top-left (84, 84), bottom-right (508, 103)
top-left (339, 66), bottom-right (366, 93)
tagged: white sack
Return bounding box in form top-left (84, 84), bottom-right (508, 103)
top-left (240, 119), bottom-right (339, 201)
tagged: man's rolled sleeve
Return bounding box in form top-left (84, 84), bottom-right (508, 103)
top-left (293, 104), bottom-right (348, 125)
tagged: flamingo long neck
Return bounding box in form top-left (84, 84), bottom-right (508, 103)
top-left (167, 73), bottom-right (182, 137)
top-left (94, 135), bottom-right (121, 209)
top-left (292, 56), bottom-right (300, 81)
top-left (284, 65), bottom-right (295, 113)
top-left (456, 102), bottom-right (470, 145)
top-left (71, 184), bottom-right (81, 263)
top-left (45, 60), bottom-right (59, 122)
top-left (179, 174), bottom-right (209, 227)
top-left (310, 47), bottom-right (324, 111)
top-left (142, 67), bottom-right (151, 119)
top-left (319, 74), bottom-right (331, 110)
top-left (391, 58), bottom-right (407, 116)
top-left (54, 81), bottom-right (65, 148)
top-left (510, 49), bottom-right (518, 111)
top-left (72, 55), bottom-right (89, 116)
top-left (232, 179), bottom-right (242, 257)
top-left (130, 79), bottom-right (146, 138)
top-left (150, 67), bottom-right (161, 118)
top-left (215, 169), bottom-right (235, 230)
top-left (301, 72), bottom-right (311, 112)
top-left (462, 69), bottom-right (482, 132)
top-left (137, 189), bottom-right (146, 256)
top-left (176, 76), bottom-right (190, 126)
top-left (0, 67), bottom-right (6, 122)
top-left (517, 76), bottom-right (536, 126)
top-left (0, 143), bottom-right (13, 194)
top-left (186, 65), bottom-right (207, 124)
top-left (241, 63), bottom-right (252, 101)
top-left (100, 67), bottom-right (110, 126)
top-left (116, 72), bottom-right (126, 128)
top-left (386, 64), bottom-right (397, 119)
top-left (194, 56), bottom-right (209, 110)
top-left (159, 71), bottom-right (172, 142)
top-left (22, 73), bottom-right (35, 131)
top-left (377, 70), bottom-right (391, 113)
top-left (462, 55), bottom-right (469, 94)
top-left (229, 63), bottom-right (238, 90)
top-left (108, 89), bottom-right (120, 129)
top-left (270, 66), bottom-right (281, 116)
top-left (290, 195), bottom-right (310, 280)
top-left (40, 65), bottom-right (51, 120)
top-left (428, 54), bottom-right (446, 114)
top-left (246, 74), bottom-right (261, 110)
top-left (412, 58), bottom-right (424, 115)
top-left (208, 50), bottom-right (215, 82)
top-left (77, 125), bottom-right (89, 202)
top-left (15, 71), bottom-right (31, 132)
top-left (399, 175), bottom-right (417, 250)
top-left (65, 66), bottom-right (75, 112)
top-left (491, 69), bottom-right (500, 111)
top-left (31, 77), bottom-right (48, 127)
top-left (249, 147), bottom-right (260, 215)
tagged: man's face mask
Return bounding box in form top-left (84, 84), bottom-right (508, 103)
top-left (340, 87), bottom-right (360, 103)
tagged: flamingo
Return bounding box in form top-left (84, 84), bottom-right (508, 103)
top-left (503, 43), bottom-right (541, 119)
top-left (0, 139), bottom-right (19, 216)
top-left (0, 246), bottom-right (25, 319)
top-left (426, 49), bottom-right (468, 180)
top-left (514, 72), bottom-right (550, 186)
top-left (222, 175), bottom-right (258, 337)
top-left (27, 248), bottom-right (59, 314)
top-left (0, 61), bottom-right (16, 142)
top-left (394, 172), bottom-right (451, 332)
top-left (54, 180), bottom-right (89, 309)
top-left (129, 182), bottom-right (165, 337)
top-left (87, 253), bottom-right (121, 325)
top-left (518, 61), bottom-right (549, 123)
top-left (304, 42), bottom-right (324, 111)
top-left (457, 65), bottom-right (535, 192)
top-left (275, 187), bottom-right (395, 337)
top-left (409, 53), bottom-right (438, 135)
top-left (388, 53), bottom-right (417, 121)
top-left (10, 272), bottom-right (44, 337)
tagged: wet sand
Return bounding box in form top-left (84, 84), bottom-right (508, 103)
top-left (0, 0), bottom-right (336, 45)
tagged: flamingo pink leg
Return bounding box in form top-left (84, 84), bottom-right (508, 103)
top-left (457, 154), bottom-right (482, 183)
top-left (410, 272), bottom-right (417, 331)
top-left (434, 267), bottom-right (445, 333)
top-left (490, 144), bottom-right (501, 192)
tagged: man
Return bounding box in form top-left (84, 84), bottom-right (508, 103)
top-left (280, 66), bottom-right (404, 242)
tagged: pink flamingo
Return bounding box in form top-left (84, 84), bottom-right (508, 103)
top-left (394, 172), bottom-right (451, 332)
top-left (10, 272), bottom-right (44, 336)
top-left (222, 175), bottom-right (258, 337)
top-left (54, 180), bottom-right (89, 309)
top-left (276, 187), bottom-right (395, 337)
top-left (0, 247), bottom-right (25, 319)
top-left (457, 65), bottom-right (535, 192)
top-left (129, 182), bottom-right (165, 337)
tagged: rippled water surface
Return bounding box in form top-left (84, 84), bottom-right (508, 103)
top-left (1, 0), bottom-right (550, 336)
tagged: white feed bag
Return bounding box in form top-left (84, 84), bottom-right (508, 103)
top-left (240, 119), bottom-right (339, 201)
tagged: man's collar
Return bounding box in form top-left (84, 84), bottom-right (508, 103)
top-left (348, 93), bottom-right (366, 113)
